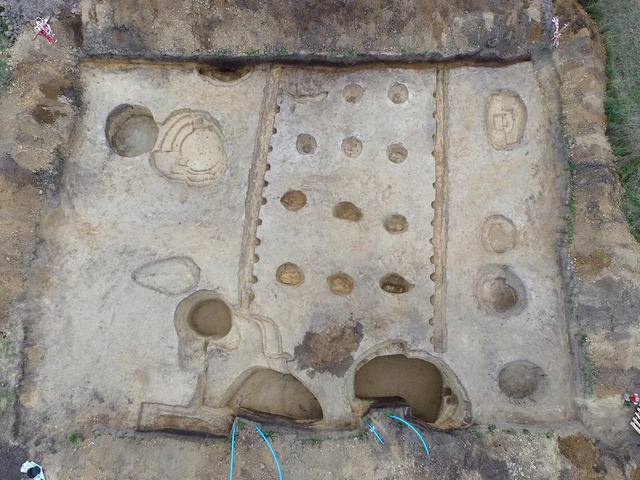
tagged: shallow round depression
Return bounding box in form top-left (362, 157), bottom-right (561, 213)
top-left (498, 360), bottom-right (544, 399)
top-left (475, 265), bottom-right (527, 316)
top-left (187, 296), bottom-right (233, 338)
top-left (105, 104), bottom-right (158, 157)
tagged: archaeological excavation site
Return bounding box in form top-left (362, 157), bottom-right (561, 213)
top-left (1, 0), bottom-right (639, 478)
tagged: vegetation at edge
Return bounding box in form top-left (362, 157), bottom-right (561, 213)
top-left (580, 0), bottom-right (640, 240)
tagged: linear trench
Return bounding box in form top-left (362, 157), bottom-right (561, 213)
top-left (237, 66), bottom-right (282, 309)
top-left (431, 66), bottom-right (449, 353)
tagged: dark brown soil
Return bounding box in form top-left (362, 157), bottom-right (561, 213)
top-left (295, 323), bottom-right (363, 376)
top-left (379, 273), bottom-right (413, 294)
top-left (558, 434), bottom-right (604, 480)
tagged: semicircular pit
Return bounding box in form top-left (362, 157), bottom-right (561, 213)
top-left (226, 368), bottom-right (323, 421)
top-left (355, 355), bottom-right (444, 423)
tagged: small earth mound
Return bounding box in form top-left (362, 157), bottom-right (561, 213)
top-left (276, 262), bottom-right (304, 285)
top-left (280, 190), bottom-right (307, 211)
top-left (379, 273), bottom-right (414, 294)
top-left (384, 214), bottom-right (408, 233)
top-left (327, 273), bottom-right (354, 295)
top-left (333, 201), bottom-right (362, 222)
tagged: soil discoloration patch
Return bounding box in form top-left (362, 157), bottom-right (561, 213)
top-left (558, 434), bottom-right (604, 480)
top-left (32, 104), bottom-right (64, 125)
top-left (295, 323), bottom-right (363, 376)
top-left (574, 249), bottom-right (611, 278)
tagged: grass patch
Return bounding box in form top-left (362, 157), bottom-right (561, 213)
top-left (579, 0), bottom-right (640, 240)
top-left (68, 433), bottom-right (79, 443)
top-left (0, 7), bottom-right (10, 92)
top-left (0, 339), bottom-right (16, 360)
top-left (580, 332), bottom-right (595, 394)
top-left (0, 381), bottom-right (15, 418)
top-left (566, 160), bottom-right (576, 244)
top-left (328, 47), bottom-right (356, 58)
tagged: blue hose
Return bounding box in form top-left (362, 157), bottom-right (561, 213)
top-left (229, 422), bottom-right (237, 480)
top-left (366, 424), bottom-right (384, 444)
top-left (389, 415), bottom-right (430, 456)
top-left (255, 425), bottom-right (283, 480)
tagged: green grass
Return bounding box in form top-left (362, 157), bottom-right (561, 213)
top-left (0, 381), bottom-right (15, 418)
top-left (0, 7), bottom-right (10, 92)
top-left (328, 47), bottom-right (356, 58)
top-left (579, 0), bottom-right (640, 240)
top-left (579, 332), bottom-right (595, 394)
top-left (0, 339), bottom-right (16, 360)
top-left (567, 160), bottom-right (576, 244)
top-left (68, 433), bottom-right (79, 443)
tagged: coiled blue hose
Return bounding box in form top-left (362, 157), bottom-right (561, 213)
top-left (389, 415), bottom-right (430, 456)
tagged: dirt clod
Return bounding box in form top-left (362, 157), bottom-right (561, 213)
top-left (276, 262), bottom-right (304, 285)
top-left (280, 190), bottom-right (307, 211)
top-left (333, 201), bottom-right (362, 221)
top-left (379, 273), bottom-right (414, 294)
top-left (327, 272), bottom-right (354, 295)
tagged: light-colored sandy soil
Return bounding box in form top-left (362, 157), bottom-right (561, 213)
top-left (0, 0), bottom-right (639, 479)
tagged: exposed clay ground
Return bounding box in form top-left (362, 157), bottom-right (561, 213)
top-left (0, 0), bottom-right (639, 479)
